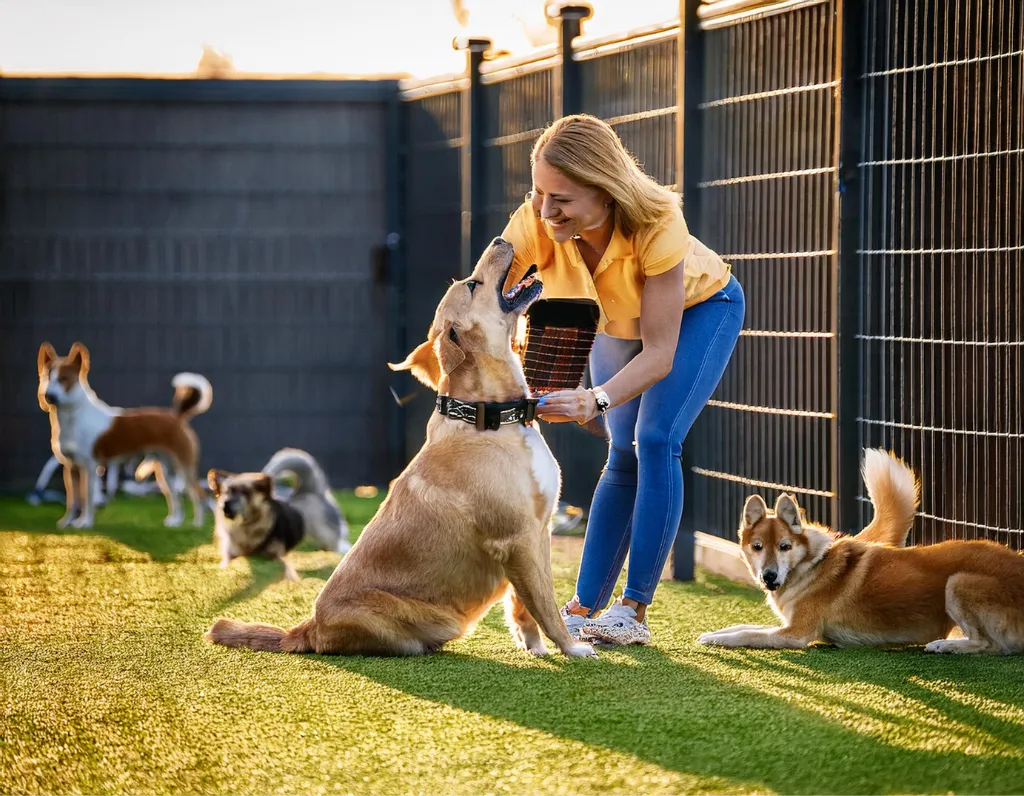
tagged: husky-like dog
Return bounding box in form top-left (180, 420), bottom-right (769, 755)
top-left (208, 448), bottom-right (351, 582)
top-left (699, 449), bottom-right (1024, 654)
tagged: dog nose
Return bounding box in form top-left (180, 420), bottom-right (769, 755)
top-left (762, 569), bottom-right (778, 589)
top-left (491, 236), bottom-right (510, 248)
top-left (44, 391), bottom-right (59, 404)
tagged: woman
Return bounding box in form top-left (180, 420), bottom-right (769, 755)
top-left (501, 114), bottom-right (745, 646)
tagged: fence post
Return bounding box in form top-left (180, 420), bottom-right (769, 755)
top-left (673, 0), bottom-right (705, 582)
top-left (384, 91), bottom-right (407, 480)
top-left (836, 0), bottom-right (865, 535)
top-left (553, 4), bottom-right (593, 118)
top-left (455, 36), bottom-right (492, 277)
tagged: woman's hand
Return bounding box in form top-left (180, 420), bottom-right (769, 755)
top-left (536, 388), bottom-right (600, 425)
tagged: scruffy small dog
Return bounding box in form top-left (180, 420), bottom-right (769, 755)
top-left (208, 448), bottom-right (350, 581)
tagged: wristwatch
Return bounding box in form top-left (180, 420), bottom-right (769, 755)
top-left (590, 386), bottom-right (611, 414)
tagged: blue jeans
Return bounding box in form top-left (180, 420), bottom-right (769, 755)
top-left (576, 275), bottom-right (745, 612)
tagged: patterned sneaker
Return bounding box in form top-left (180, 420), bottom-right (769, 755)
top-left (582, 601), bottom-right (651, 646)
top-left (560, 603), bottom-right (588, 641)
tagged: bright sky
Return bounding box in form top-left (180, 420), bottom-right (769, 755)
top-left (0, 0), bottom-right (680, 79)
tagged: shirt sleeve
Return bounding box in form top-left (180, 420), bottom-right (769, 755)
top-left (500, 202), bottom-right (538, 275)
top-left (639, 206), bottom-right (692, 277)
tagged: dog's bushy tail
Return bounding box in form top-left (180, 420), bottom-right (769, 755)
top-left (204, 617), bottom-right (315, 653)
top-left (858, 449), bottom-right (920, 546)
top-left (171, 372), bottom-right (213, 418)
top-left (262, 448), bottom-right (330, 496)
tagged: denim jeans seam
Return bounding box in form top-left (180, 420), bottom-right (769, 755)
top-left (629, 302), bottom-right (741, 603)
top-left (590, 528), bottom-right (632, 616)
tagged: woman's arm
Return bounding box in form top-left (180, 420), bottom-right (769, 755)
top-left (536, 262), bottom-right (685, 423)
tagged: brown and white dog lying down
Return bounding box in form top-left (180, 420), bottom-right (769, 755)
top-left (37, 342), bottom-right (212, 529)
top-left (698, 449), bottom-right (1024, 654)
top-left (205, 236), bottom-right (597, 658)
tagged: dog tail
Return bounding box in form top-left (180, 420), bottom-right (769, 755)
top-left (204, 617), bottom-right (315, 653)
top-left (262, 448), bottom-right (330, 496)
top-left (171, 372), bottom-right (213, 419)
top-left (858, 448), bottom-right (920, 546)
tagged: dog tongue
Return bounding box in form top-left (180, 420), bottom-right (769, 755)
top-left (504, 274), bottom-right (536, 300)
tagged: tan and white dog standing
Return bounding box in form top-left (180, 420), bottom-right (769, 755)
top-left (37, 342), bottom-right (212, 529)
top-left (698, 449), bottom-right (1024, 654)
top-left (205, 237), bottom-right (596, 658)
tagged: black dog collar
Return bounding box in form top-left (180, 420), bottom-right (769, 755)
top-left (436, 394), bottom-right (539, 431)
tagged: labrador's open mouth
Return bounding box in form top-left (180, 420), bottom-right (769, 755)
top-left (499, 263), bottom-right (543, 314)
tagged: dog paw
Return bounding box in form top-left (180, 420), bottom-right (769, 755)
top-left (163, 515), bottom-right (183, 528)
top-left (697, 632), bottom-right (722, 645)
top-left (566, 641), bottom-right (598, 659)
top-left (924, 639), bottom-right (980, 654)
top-left (56, 514), bottom-right (74, 529)
top-left (70, 515), bottom-right (94, 529)
top-left (527, 642), bottom-right (550, 657)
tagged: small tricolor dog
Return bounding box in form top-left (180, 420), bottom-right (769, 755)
top-left (208, 447), bottom-right (351, 582)
top-left (37, 342), bottom-right (212, 529)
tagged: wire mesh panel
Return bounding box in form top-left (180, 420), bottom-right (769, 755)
top-left (481, 65), bottom-right (554, 242)
top-left (398, 84), bottom-right (464, 455)
top-left (857, 0), bottom-right (1023, 549)
top-left (0, 79), bottom-right (397, 491)
top-left (579, 28), bottom-right (679, 188)
top-left (689, 1), bottom-right (842, 538)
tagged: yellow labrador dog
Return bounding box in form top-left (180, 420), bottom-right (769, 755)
top-left (206, 237), bottom-right (597, 659)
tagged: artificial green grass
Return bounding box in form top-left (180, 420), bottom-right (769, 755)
top-left (2, 494), bottom-right (1024, 796)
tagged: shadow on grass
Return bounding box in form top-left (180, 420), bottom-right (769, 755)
top-left (297, 627), bottom-right (1024, 794)
top-left (0, 495), bottom-right (209, 562)
top-left (1, 491), bottom-right (382, 567)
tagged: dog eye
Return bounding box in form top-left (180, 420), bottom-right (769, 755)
top-left (449, 327), bottom-right (458, 343)
top-left (465, 280), bottom-right (478, 293)
top-left (751, 541), bottom-right (763, 551)
top-left (779, 541), bottom-right (793, 551)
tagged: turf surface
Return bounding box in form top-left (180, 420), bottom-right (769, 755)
top-left (2, 494), bottom-right (1024, 795)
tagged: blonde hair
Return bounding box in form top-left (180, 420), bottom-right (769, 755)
top-left (531, 114), bottom-right (681, 237)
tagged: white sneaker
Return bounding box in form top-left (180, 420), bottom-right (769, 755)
top-left (560, 603), bottom-right (588, 641)
top-left (582, 600), bottom-right (651, 646)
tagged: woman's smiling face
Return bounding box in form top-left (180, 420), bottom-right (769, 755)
top-left (530, 156), bottom-right (611, 243)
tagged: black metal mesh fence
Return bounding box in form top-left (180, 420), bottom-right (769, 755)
top-left (689, 1), bottom-right (843, 538)
top-left (397, 83), bottom-right (465, 452)
top-left (856, 0), bottom-right (1024, 549)
top-left (0, 80), bottom-right (398, 490)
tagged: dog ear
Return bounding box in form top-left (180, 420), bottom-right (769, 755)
top-left (774, 494), bottom-right (803, 534)
top-left (255, 474), bottom-right (274, 498)
top-left (67, 342), bottom-right (90, 376)
top-left (37, 342), bottom-right (57, 374)
top-left (742, 494), bottom-right (767, 531)
top-left (207, 469), bottom-right (230, 495)
top-left (436, 324), bottom-right (466, 379)
top-left (37, 343), bottom-right (58, 411)
top-left (388, 338), bottom-right (442, 391)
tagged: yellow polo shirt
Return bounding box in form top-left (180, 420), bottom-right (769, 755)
top-left (501, 201), bottom-right (731, 339)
